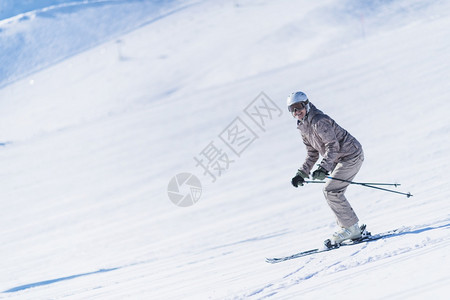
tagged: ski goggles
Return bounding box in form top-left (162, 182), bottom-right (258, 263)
top-left (288, 101), bottom-right (308, 115)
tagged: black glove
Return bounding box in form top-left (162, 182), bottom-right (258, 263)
top-left (291, 170), bottom-right (309, 188)
top-left (312, 166), bottom-right (329, 180)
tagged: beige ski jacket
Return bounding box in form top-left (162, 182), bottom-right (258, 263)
top-left (297, 103), bottom-right (362, 174)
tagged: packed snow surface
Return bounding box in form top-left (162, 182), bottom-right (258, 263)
top-left (1, 0), bottom-right (449, 299)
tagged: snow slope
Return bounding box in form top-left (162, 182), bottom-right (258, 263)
top-left (1, 0), bottom-right (450, 299)
top-left (0, 0), bottom-right (193, 88)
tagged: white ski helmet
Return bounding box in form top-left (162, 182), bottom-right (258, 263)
top-left (287, 91), bottom-right (308, 111)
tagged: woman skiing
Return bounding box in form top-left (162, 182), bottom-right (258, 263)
top-left (288, 91), bottom-right (364, 247)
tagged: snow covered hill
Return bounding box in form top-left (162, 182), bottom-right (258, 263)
top-left (0, 0), bottom-right (192, 88)
top-left (1, 0), bottom-right (449, 299)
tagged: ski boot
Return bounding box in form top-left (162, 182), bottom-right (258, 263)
top-left (324, 223), bottom-right (368, 249)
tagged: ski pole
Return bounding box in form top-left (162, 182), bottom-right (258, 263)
top-left (304, 180), bottom-right (326, 184)
top-left (326, 177), bottom-right (401, 187)
top-left (363, 183), bottom-right (412, 198)
top-left (304, 176), bottom-right (413, 198)
top-left (305, 179), bottom-right (400, 187)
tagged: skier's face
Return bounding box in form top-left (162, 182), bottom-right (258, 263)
top-left (289, 102), bottom-right (307, 120)
top-left (292, 106), bottom-right (306, 120)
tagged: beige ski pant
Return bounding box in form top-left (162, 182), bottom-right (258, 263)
top-left (323, 152), bottom-right (364, 228)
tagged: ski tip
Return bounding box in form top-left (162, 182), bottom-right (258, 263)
top-left (265, 257), bottom-right (280, 264)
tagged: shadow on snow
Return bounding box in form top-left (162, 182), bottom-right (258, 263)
top-left (3, 267), bottom-right (119, 293)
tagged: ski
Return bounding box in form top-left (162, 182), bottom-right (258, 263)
top-left (265, 225), bottom-right (403, 264)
